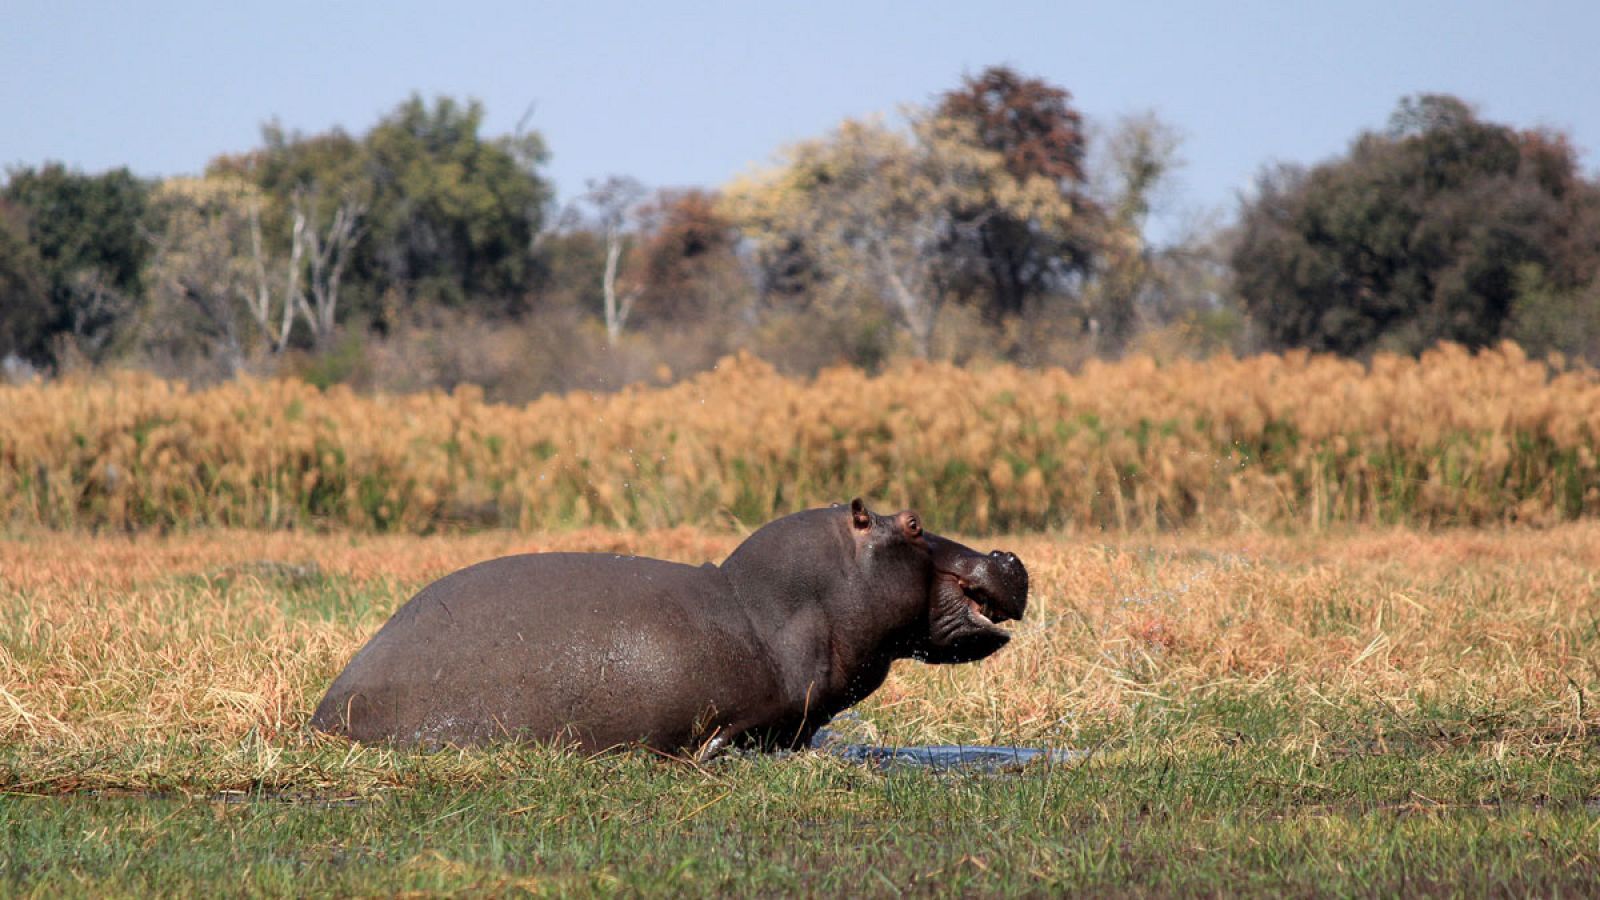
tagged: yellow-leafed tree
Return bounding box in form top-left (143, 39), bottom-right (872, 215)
top-left (724, 110), bottom-right (1088, 359)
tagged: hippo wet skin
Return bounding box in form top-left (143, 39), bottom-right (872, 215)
top-left (310, 499), bottom-right (1028, 754)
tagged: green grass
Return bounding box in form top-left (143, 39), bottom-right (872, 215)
top-left (4, 717), bottom-right (1598, 895)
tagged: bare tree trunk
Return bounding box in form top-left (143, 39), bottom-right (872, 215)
top-left (584, 175), bottom-right (647, 348)
top-left (601, 227), bottom-right (639, 347)
top-left (299, 198), bottom-right (364, 346)
top-left (242, 198), bottom-right (300, 353)
top-left (281, 210), bottom-right (304, 353)
top-left (244, 202), bottom-right (273, 335)
top-left (875, 242), bottom-right (937, 359)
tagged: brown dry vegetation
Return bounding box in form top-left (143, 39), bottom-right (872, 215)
top-left (3, 342), bottom-right (1599, 536)
top-left (2, 522), bottom-right (1596, 791)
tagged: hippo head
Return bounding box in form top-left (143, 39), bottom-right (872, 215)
top-left (844, 498), bottom-right (1029, 666)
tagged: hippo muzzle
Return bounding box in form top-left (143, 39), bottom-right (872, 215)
top-left (914, 537), bottom-right (1029, 665)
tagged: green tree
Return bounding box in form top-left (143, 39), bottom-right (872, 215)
top-left (363, 95), bottom-right (550, 314)
top-left (2, 163), bottom-right (151, 363)
top-left (1503, 129), bottom-right (1600, 360)
top-left (213, 94), bottom-right (551, 327)
top-left (933, 66), bottom-right (1103, 321)
top-left (0, 202), bottom-right (50, 363)
top-left (1232, 94), bottom-right (1600, 357)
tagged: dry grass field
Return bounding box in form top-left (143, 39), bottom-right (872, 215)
top-left (4, 521), bottom-right (1599, 893)
top-left (4, 344), bottom-right (1599, 892)
top-left (4, 523), bottom-right (1599, 762)
top-left (4, 342), bottom-right (1599, 536)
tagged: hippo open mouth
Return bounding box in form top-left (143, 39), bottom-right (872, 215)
top-left (954, 571), bottom-right (1022, 628)
top-left (912, 545), bottom-right (1029, 665)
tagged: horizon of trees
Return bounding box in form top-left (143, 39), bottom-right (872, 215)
top-left (3, 70), bottom-right (1599, 401)
top-left (1233, 94), bottom-right (1600, 359)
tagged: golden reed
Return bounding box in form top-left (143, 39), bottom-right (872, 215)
top-left (2, 342), bottom-right (1596, 533)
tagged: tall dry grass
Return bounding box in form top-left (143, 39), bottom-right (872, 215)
top-left (2, 341), bottom-right (1597, 534)
top-left (1, 525), bottom-right (1595, 780)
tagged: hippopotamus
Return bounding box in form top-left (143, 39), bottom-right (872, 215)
top-left (309, 499), bottom-right (1027, 754)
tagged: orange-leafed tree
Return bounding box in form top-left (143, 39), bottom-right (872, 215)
top-left (630, 188), bottom-right (743, 326)
top-left (934, 66), bottom-right (1103, 320)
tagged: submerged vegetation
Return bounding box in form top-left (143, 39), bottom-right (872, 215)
top-left (2, 524), bottom-right (1598, 893)
top-left (3, 342), bottom-right (1598, 534)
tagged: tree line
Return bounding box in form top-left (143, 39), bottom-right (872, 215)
top-left (3, 69), bottom-right (1598, 399)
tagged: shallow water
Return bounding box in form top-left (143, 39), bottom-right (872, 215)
top-left (810, 731), bottom-right (1082, 772)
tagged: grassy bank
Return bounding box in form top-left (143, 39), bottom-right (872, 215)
top-left (2, 524), bottom-right (1598, 893)
top-left (4, 343), bottom-right (1599, 535)
top-left (7, 748), bottom-right (1597, 896)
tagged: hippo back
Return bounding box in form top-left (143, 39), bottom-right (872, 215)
top-left (310, 552), bottom-right (778, 749)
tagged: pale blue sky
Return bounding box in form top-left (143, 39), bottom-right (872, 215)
top-left (5, 1), bottom-right (1597, 241)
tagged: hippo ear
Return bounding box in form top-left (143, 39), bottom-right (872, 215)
top-left (850, 497), bottom-right (872, 530)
